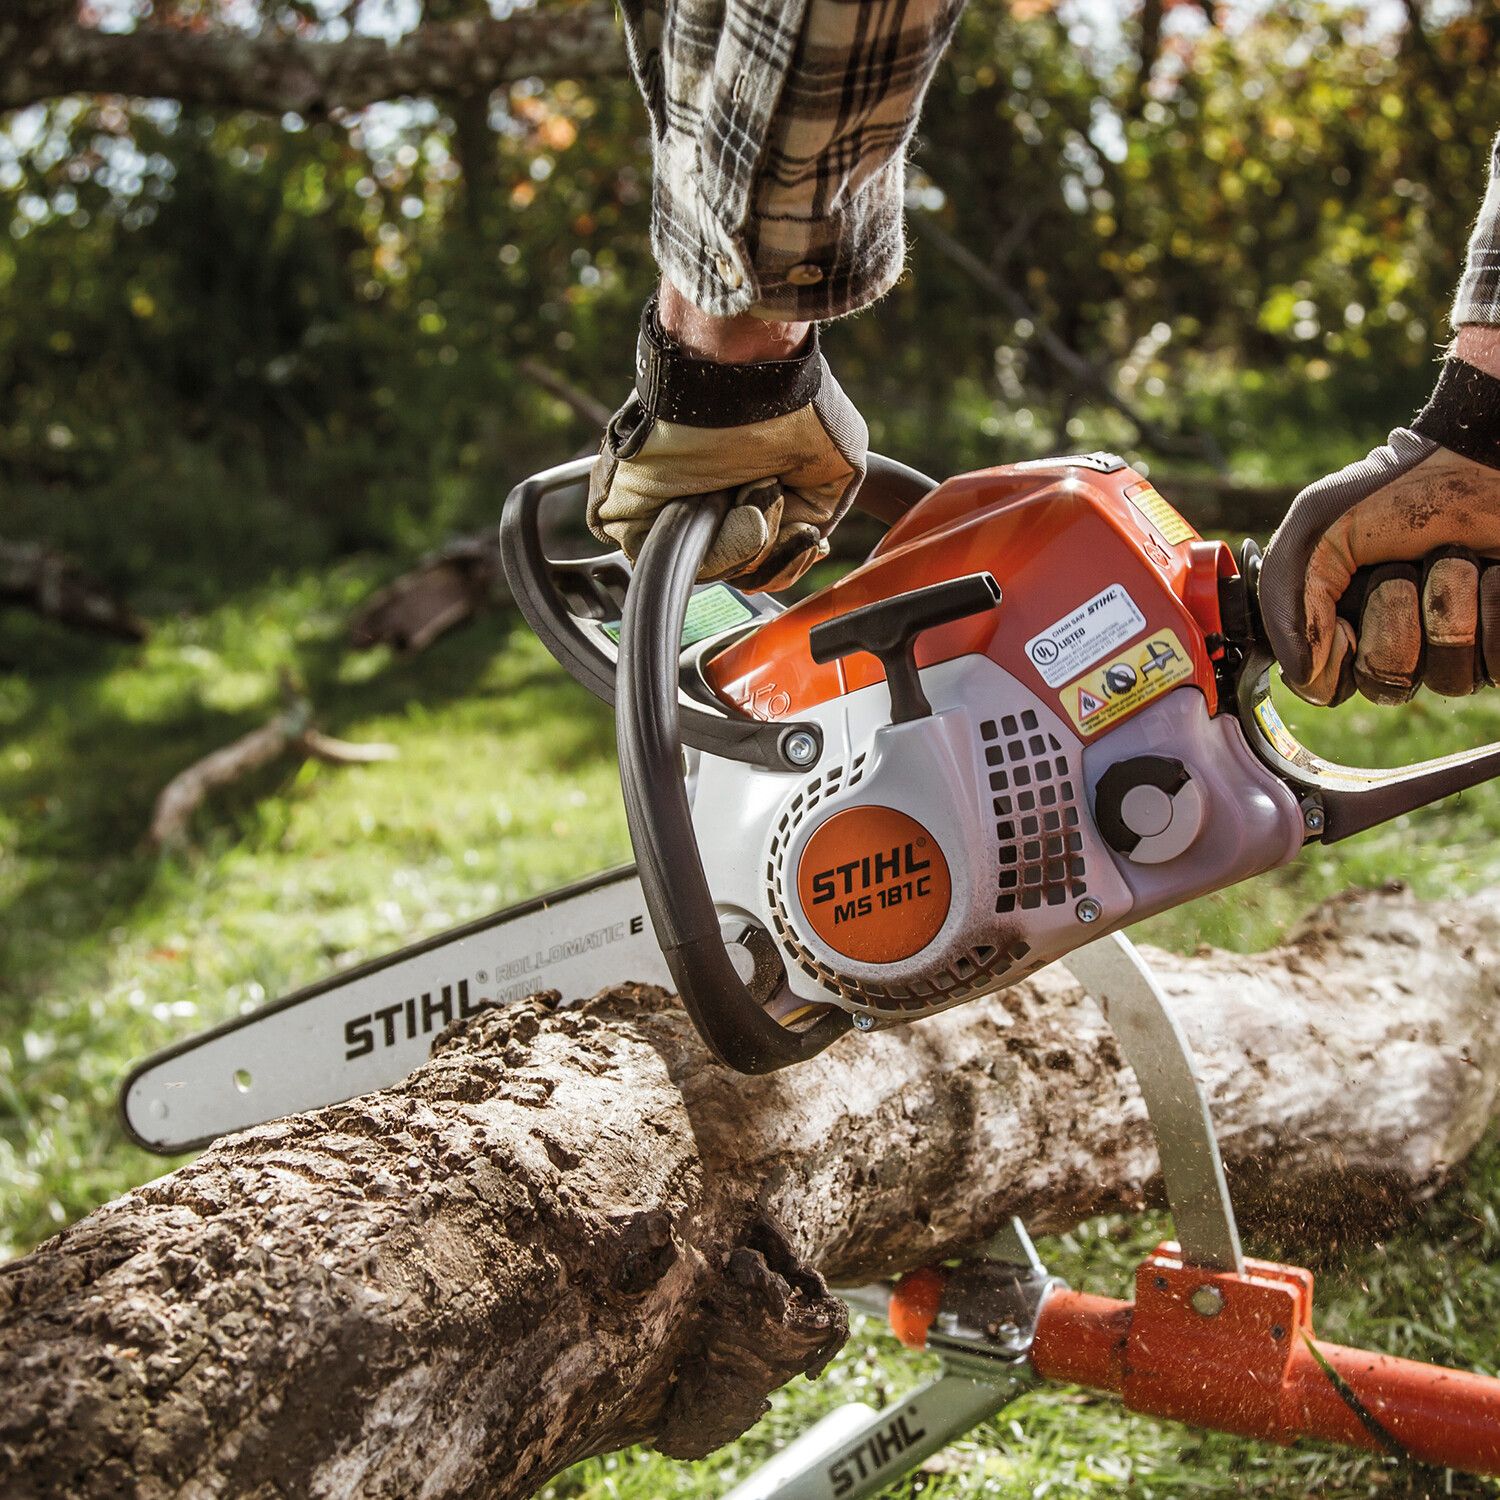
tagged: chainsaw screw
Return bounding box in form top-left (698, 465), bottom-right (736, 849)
top-left (1271, 1324), bottom-right (1286, 1341)
top-left (853, 1012), bottom-right (876, 1032)
top-left (1303, 805), bottom-right (1325, 834)
top-left (1191, 1285), bottom-right (1225, 1318)
top-left (1075, 897), bottom-right (1102, 924)
top-left (782, 731), bottom-right (819, 767)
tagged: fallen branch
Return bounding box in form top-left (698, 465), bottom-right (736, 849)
top-left (4, 882), bottom-right (1500, 1496)
top-left (348, 535), bottom-right (508, 653)
top-left (148, 695), bottom-right (396, 848)
top-left (0, 537), bottom-right (147, 641)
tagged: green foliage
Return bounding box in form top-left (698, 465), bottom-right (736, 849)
top-left (2, 3), bottom-right (1498, 589)
top-left (6, 6), bottom-right (1500, 1493)
top-left (0, 79), bottom-right (658, 595)
top-left (850, 0), bottom-right (1499, 474)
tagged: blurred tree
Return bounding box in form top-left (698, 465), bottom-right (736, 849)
top-left (0, 1), bottom-right (623, 115)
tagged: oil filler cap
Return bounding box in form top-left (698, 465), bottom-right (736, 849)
top-left (1094, 756), bottom-right (1205, 865)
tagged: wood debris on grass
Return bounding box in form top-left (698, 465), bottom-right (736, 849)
top-left (147, 678), bottom-right (397, 848)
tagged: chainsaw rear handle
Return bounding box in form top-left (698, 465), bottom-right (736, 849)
top-left (617, 497), bottom-right (852, 1073)
top-left (1234, 542), bottom-right (1500, 842)
top-left (500, 453), bottom-right (938, 772)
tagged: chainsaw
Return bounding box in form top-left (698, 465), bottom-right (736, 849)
top-left (119, 449), bottom-right (1500, 1484)
top-left (123, 447), bottom-right (1500, 1142)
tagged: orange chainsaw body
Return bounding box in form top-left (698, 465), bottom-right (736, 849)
top-left (706, 460), bottom-right (1236, 736)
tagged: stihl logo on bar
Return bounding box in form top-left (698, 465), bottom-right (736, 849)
top-left (344, 980), bottom-right (486, 1060)
top-left (826, 1411), bottom-right (927, 1495)
top-left (339, 913), bottom-right (647, 1062)
top-left (796, 806), bottom-right (951, 965)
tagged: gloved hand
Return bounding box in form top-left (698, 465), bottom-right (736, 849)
top-left (1259, 358), bottom-right (1500, 705)
top-left (588, 293), bottom-right (867, 593)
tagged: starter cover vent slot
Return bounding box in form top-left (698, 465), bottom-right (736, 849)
top-left (980, 711), bottom-right (1088, 915)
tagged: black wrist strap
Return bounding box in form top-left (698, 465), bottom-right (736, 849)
top-left (1413, 358), bottom-right (1500, 470)
top-left (633, 293), bottom-right (822, 428)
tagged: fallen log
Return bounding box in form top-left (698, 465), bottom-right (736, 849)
top-left (348, 535), bottom-right (508, 654)
top-left (3, 882), bottom-right (1500, 1498)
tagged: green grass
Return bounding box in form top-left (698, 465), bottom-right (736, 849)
top-left (6, 557), bottom-right (1500, 1498)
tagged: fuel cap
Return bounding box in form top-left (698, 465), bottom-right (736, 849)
top-left (1094, 755), bottom-right (1205, 865)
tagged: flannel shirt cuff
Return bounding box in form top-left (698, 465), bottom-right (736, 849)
top-left (1453, 131), bottom-right (1500, 327)
top-left (651, 158), bottom-right (911, 323)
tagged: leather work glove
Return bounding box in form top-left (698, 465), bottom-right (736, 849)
top-left (587, 295), bottom-right (868, 593)
top-left (1260, 358), bottom-right (1500, 705)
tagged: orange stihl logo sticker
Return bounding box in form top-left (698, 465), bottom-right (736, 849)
top-left (796, 806), bottom-right (951, 964)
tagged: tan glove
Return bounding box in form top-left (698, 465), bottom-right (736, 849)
top-left (588, 296), bottom-right (867, 593)
top-left (1259, 359), bottom-right (1500, 705)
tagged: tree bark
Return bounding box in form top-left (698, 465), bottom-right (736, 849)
top-left (5, 882), bottom-right (1500, 1498)
top-left (0, 3), bottom-right (627, 118)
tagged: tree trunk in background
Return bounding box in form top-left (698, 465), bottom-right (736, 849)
top-left (4, 883), bottom-right (1500, 1498)
top-left (0, 2), bottom-right (626, 116)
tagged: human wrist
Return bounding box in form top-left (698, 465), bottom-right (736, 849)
top-left (657, 277), bottom-right (812, 365)
top-left (1413, 351), bottom-right (1500, 470)
top-left (1454, 326), bottom-right (1500, 381)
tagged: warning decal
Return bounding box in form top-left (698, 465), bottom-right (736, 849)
top-left (1062, 629), bottom-right (1194, 735)
top-left (1025, 584), bottom-right (1148, 688)
top-left (1076, 687), bottom-right (1107, 720)
top-left (1253, 696), bottom-right (1305, 763)
top-left (1126, 482), bottom-right (1198, 547)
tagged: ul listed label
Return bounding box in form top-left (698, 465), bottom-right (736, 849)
top-left (795, 806), bottom-right (951, 964)
top-left (1025, 583), bottom-right (1147, 687)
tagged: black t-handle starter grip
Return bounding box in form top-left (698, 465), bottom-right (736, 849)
top-left (810, 572), bottom-right (1002, 723)
top-left (617, 497), bottom-right (852, 1074)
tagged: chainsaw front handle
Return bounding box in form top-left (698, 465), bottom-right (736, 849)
top-left (617, 497), bottom-right (852, 1073)
top-left (500, 452), bottom-right (937, 771)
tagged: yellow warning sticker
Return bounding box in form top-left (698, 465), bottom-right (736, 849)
top-left (1061, 628), bottom-right (1194, 735)
top-left (1127, 484), bottom-right (1198, 547)
top-left (1253, 695), bottom-right (1303, 762)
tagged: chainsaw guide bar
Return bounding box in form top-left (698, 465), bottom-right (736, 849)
top-left (120, 866), bottom-right (665, 1153)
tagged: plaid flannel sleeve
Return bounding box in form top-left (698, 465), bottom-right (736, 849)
top-left (1453, 131), bottom-right (1500, 327)
top-left (618, 0), bottom-right (966, 321)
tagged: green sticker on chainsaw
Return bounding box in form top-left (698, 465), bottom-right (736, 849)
top-left (1061, 628), bottom-right (1193, 736)
top-left (601, 583), bottom-right (753, 649)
